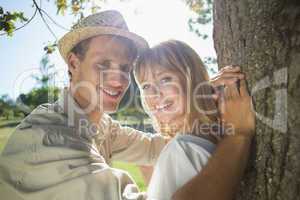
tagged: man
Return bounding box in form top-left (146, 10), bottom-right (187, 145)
top-left (0, 10), bottom-right (254, 200)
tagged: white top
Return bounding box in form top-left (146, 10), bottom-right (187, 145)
top-left (147, 134), bottom-right (216, 200)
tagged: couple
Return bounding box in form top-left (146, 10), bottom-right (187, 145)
top-left (0, 10), bottom-right (255, 200)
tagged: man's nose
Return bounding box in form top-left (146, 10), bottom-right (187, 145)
top-left (106, 71), bottom-right (130, 87)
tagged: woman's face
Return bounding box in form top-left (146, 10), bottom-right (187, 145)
top-left (138, 64), bottom-right (187, 133)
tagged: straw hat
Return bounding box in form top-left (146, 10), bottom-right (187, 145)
top-left (58, 10), bottom-right (149, 62)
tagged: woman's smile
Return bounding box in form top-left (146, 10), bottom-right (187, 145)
top-left (154, 101), bottom-right (174, 112)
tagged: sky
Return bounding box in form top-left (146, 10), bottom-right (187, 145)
top-left (0, 0), bottom-right (216, 99)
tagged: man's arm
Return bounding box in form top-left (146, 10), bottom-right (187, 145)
top-left (172, 134), bottom-right (252, 200)
top-left (109, 118), bottom-right (169, 165)
top-left (139, 165), bottom-right (153, 185)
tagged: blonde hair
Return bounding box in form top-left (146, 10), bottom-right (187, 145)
top-left (134, 40), bottom-right (219, 137)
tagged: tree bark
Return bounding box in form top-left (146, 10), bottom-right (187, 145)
top-left (213, 0), bottom-right (300, 199)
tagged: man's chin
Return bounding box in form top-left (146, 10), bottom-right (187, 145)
top-left (103, 104), bottom-right (119, 114)
top-left (104, 109), bottom-right (117, 114)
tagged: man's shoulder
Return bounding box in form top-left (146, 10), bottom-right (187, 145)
top-left (1, 103), bottom-right (69, 155)
top-left (25, 102), bottom-right (67, 125)
top-left (16, 102), bottom-right (68, 134)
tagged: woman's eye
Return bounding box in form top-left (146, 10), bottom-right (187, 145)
top-left (142, 84), bottom-right (151, 90)
top-left (160, 77), bottom-right (172, 84)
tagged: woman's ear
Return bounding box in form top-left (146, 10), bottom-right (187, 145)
top-left (67, 52), bottom-right (81, 82)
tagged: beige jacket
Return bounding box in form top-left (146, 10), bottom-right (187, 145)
top-left (0, 89), bottom-right (165, 200)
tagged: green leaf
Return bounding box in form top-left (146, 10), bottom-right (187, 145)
top-left (43, 43), bottom-right (58, 54)
top-left (0, 8), bottom-right (27, 36)
top-left (56, 0), bottom-right (68, 15)
top-left (91, 5), bottom-right (101, 14)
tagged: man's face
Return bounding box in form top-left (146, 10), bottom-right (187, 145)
top-left (69, 35), bottom-right (136, 113)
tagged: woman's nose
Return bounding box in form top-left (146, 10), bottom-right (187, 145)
top-left (149, 84), bottom-right (163, 97)
top-left (148, 87), bottom-right (164, 106)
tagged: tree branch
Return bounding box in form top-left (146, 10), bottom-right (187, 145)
top-left (32, 0), bottom-right (57, 40)
top-left (40, 9), bottom-right (69, 31)
top-left (0, 7), bottom-right (38, 36)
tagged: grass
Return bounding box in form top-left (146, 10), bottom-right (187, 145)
top-left (0, 119), bottom-right (19, 152)
top-left (0, 127), bottom-right (14, 152)
top-left (112, 161), bottom-right (146, 191)
top-left (0, 118), bottom-right (146, 191)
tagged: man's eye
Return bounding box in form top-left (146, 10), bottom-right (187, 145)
top-left (121, 65), bottom-right (131, 73)
top-left (96, 63), bottom-right (109, 70)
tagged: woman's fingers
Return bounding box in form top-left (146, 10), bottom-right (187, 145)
top-left (210, 77), bottom-right (239, 87)
top-left (214, 72), bottom-right (244, 79)
top-left (219, 65), bottom-right (241, 73)
top-left (224, 83), bottom-right (240, 100)
top-left (214, 85), bottom-right (225, 114)
top-left (211, 72), bottom-right (244, 83)
top-left (210, 70), bottom-right (244, 88)
top-left (239, 79), bottom-right (250, 97)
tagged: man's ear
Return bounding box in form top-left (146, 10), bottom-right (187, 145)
top-left (67, 52), bottom-right (81, 81)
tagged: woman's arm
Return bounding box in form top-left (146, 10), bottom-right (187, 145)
top-left (172, 79), bottom-right (255, 200)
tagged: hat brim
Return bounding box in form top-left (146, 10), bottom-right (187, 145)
top-left (58, 26), bottom-right (149, 62)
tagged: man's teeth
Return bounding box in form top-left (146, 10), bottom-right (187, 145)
top-left (102, 88), bottom-right (119, 96)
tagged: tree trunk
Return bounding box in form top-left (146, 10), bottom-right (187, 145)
top-left (213, 0), bottom-right (300, 199)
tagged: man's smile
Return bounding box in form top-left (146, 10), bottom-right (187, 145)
top-left (98, 86), bottom-right (123, 100)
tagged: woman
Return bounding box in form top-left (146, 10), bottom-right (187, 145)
top-left (134, 40), bottom-right (254, 200)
